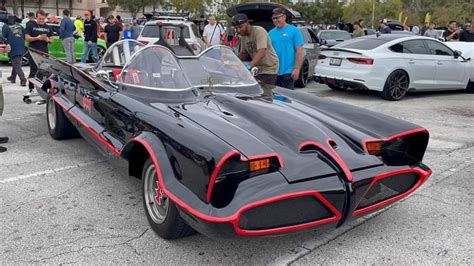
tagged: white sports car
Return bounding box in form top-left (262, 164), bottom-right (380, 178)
top-left (314, 34), bottom-right (474, 100)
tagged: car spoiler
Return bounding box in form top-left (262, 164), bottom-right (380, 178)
top-left (321, 48), bottom-right (363, 55)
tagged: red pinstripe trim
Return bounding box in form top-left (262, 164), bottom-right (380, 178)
top-left (49, 80), bottom-right (120, 155)
top-left (362, 128), bottom-right (429, 154)
top-left (298, 140), bottom-right (353, 182)
top-left (130, 137), bottom-right (341, 236)
top-left (352, 167), bottom-right (432, 216)
top-left (206, 150), bottom-right (240, 203)
top-left (206, 151), bottom-right (285, 203)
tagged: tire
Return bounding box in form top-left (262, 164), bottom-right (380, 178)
top-left (328, 84), bottom-right (346, 91)
top-left (295, 62), bottom-right (309, 88)
top-left (466, 81), bottom-right (474, 93)
top-left (142, 158), bottom-right (195, 239)
top-left (46, 96), bottom-right (79, 140)
top-left (381, 70), bottom-right (409, 101)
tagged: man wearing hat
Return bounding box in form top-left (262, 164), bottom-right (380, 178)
top-left (104, 15), bottom-right (122, 48)
top-left (233, 13), bottom-right (279, 85)
top-left (269, 8), bottom-right (303, 90)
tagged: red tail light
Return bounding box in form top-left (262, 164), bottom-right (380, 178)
top-left (318, 54), bottom-right (327, 60)
top-left (348, 58), bottom-right (374, 65)
top-left (138, 40), bottom-right (149, 45)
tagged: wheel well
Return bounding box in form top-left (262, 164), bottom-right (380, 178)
top-left (127, 143), bottom-right (150, 179)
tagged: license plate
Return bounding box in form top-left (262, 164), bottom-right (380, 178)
top-left (330, 58), bottom-right (342, 66)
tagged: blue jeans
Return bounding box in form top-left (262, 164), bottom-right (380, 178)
top-left (81, 41), bottom-right (98, 63)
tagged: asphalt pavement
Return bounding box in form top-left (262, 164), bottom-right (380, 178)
top-left (0, 66), bottom-right (473, 264)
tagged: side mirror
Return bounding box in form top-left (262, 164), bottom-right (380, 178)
top-left (453, 50), bottom-right (462, 59)
top-left (96, 70), bottom-right (109, 80)
top-left (320, 39), bottom-right (327, 45)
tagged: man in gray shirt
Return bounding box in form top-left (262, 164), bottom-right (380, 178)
top-left (424, 23), bottom-right (439, 39)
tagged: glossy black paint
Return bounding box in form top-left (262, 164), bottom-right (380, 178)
top-left (28, 48), bottom-right (431, 238)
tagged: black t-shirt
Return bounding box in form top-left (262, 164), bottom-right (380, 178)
top-left (83, 19), bottom-right (98, 43)
top-left (104, 23), bottom-right (121, 44)
top-left (25, 21), bottom-right (53, 52)
top-left (459, 30), bottom-right (474, 42)
top-left (442, 29), bottom-right (459, 40)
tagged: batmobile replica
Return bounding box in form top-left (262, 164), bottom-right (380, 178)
top-left (28, 39), bottom-right (432, 239)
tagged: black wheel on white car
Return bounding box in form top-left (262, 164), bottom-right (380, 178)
top-left (295, 61), bottom-right (309, 88)
top-left (466, 81), bottom-right (474, 93)
top-left (46, 95), bottom-right (79, 139)
top-left (381, 70), bottom-right (409, 101)
top-left (142, 158), bottom-right (195, 239)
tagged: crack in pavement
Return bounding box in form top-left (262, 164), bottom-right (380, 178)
top-left (25, 228), bottom-right (151, 263)
top-left (0, 164), bottom-right (109, 215)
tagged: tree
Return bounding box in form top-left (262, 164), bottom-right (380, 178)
top-left (108, 0), bottom-right (153, 17)
top-left (169, 0), bottom-right (212, 14)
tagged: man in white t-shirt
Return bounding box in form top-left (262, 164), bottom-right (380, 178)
top-left (203, 16), bottom-right (224, 47)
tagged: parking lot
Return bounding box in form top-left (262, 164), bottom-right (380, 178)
top-left (0, 65), bottom-right (473, 264)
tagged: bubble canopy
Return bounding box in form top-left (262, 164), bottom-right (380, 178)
top-left (96, 39), bottom-right (146, 70)
top-left (116, 45), bottom-right (258, 91)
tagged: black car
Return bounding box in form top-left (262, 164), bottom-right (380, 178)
top-left (28, 40), bottom-right (432, 239)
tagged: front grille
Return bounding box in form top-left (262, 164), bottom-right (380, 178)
top-left (238, 195), bottom-right (334, 230)
top-left (356, 172), bottom-right (419, 209)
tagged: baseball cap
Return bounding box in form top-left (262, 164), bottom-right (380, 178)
top-left (272, 8), bottom-right (286, 16)
top-left (232, 13), bottom-right (249, 26)
top-left (107, 15), bottom-right (115, 20)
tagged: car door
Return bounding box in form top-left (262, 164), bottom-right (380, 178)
top-left (389, 40), bottom-right (435, 90)
top-left (423, 39), bottom-right (467, 89)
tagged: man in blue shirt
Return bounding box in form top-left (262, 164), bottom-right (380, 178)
top-left (4, 19), bottom-right (26, 86)
top-left (269, 8), bottom-right (303, 89)
top-left (60, 9), bottom-right (75, 63)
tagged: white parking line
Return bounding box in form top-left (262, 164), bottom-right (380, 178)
top-left (0, 160), bottom-right (104, 184)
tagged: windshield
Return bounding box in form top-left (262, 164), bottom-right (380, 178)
top-left (118, 46), bottom-right (256, 91)
top-left (181, 47), bottom-right (256, 87)
top-left (320, 31), bottom-right (351, 40)
top-left (142, 24), bottom-right (191, 39)
top-left (96, 39), bottom-right (145, 69)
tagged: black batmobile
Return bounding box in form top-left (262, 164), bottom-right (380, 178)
top-left (28, 39), bottom-right (431, 239)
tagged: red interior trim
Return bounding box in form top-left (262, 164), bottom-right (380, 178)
top-left (298, 140), bottom-right (353, 182)
top-left (131, 137), bottom-right (341, 236)
top-left (352, 167), bottom-right (432, 216)
top-left (362, 128), bottom-right (429, 153)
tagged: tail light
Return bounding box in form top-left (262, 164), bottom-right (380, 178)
top-left (348, 58), bottom-right (374, 65)
top-left (189, 42), bottom-right (200, 51)
top-left (318, 54), bottom-right (327, 60)
top-left (138, 40), bottom-right (149, 45)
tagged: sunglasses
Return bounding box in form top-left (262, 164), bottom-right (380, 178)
top-left (272, 15), bottom-right (284, 21)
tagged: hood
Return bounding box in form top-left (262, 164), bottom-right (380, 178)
top-left (226, 3), bottom-right (300, 32)
top-left (167, 87), bottom-right (382, 183)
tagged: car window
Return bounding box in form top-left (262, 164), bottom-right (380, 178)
top-left (299, 28), bottom-right (310, 43)
top-left (390, 40), bottom-right (429, 54)
top-left (320, 31), bottom-right (351, 40)
top-left (141, 24), bottom-right (190, 39)
top-left (424, 40), bottom-right (453, 56)
top-left (335, 38), bottom-right (387, 50)
top-left (190, 24), bottom-right (201, 38)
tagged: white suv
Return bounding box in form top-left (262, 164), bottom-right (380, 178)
top-left (137, 20), bottom-right (205, 55)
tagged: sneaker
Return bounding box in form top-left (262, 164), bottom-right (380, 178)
top-left (6, 76), bottom-right (15, 83)
top-left (20, 80), bottom-right (27, 87)
top-left (0, 137), bottom-right (8, 144)
top-left (0, 146), bottom-right (6, 153)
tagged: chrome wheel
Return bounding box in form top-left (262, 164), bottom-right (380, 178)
top-left (387, 71), bottom-right (409, 100)
top-left (144, 163), bottom-right (169, 224)
top-left (47, 97), bottom-right (56, 131)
